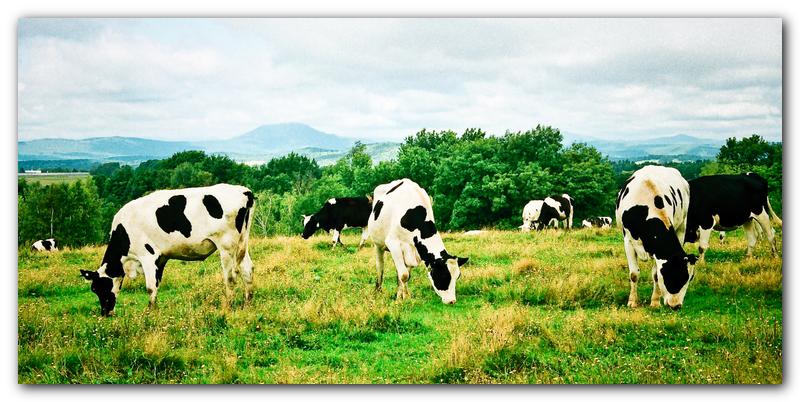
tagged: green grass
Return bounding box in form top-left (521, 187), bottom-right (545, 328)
top-left (17, 228), bottom-right (782, 384)
top-left (20, 173), bottom-right (90, 185)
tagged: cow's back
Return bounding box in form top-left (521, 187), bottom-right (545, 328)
top-left (113, 183), bottom-right (253, 248)
top-left (616, 165), bottom-right (690, 238)
top-left (369, 179), bottom-right (433, 246)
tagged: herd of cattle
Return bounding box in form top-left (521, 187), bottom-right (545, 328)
top-left (28, 166), bottom-right (781, 316)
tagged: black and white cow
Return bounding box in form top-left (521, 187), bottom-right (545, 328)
top-left (616, 165), bottom-right (698, 310)
top-left (367, 178), bottom-right (468, 304)
top-left (302, 196), bottom-right (372, 248)
top-left (31, 238), bottom-right (58, 252)
top-left (684, 172), bottom-right (781, 262)
top-left (581, 216), bottom-right (612, 229)
top-left (80, 184), bottom-right (255, 316)
top-left (520, 194), bottom-right (574, 231)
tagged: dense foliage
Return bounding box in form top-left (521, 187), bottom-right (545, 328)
top-left (17, 129), bottom-right (782, 248)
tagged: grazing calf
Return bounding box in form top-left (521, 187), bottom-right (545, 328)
top-left (546, 194), bottom-right (574, 230)
top-left (684, 173), bottom-right (781, 261)
top-left (80, 184), bottom-right (255, 316)
top-left (520, 194), bottom-right (573, 231)
top-left (302, 196), bottom-right (372, 248)
top-left (31, 238), bottom-right (58, 252)
top-left (368, 178), bottom-right (468, 304)
top-left (616, 165), bottom-right (698, 310)
top-left (581, 216), bottom-right (613, 229)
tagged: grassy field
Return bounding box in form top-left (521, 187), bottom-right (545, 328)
top-left (17, 228), bottom-right (782, 384)
top-left (19, 173), bottom-right (90, 186)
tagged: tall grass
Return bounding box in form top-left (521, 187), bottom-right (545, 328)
top-left (18, 228), bottom-right (782, 384)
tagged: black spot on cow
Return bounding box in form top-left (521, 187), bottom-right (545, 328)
top-left (101, 224), bottom-right (130, 278)
top-left (654, 195), bottom-right (664, 209)
top-left (244, 191), bottom-right (255, 208)
top-left (235, 207), bottom-right (249, 233)
top-left (80, 269), bottom-right (116, 316)
top-left (145, 243), bottom-right (155, 254)
top-left (202, 195), bottom-right (223, 219)
top-left (373, 200), bottom-right (384, 220)
top-left (621, 205), bottom-right (682, 261)
top-left (676, 189), bottom-right (683, 207)
top-left (42, 240), bottom-right (53, 250)
top-left (665, 196), bottom-right (672, 206)
top-left (156, 195), bottom-right (192, 238)
top-left (400, 206), bottom-right (437, 239)
top-left (386, 181), bottom-right (404, 194)
top-left (413, 237), bottom-right (436, 265)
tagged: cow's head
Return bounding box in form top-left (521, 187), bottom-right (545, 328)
top-left (80, 269), bottom-right (117, 316)
top-left (654, 254), bottom-right (698, 310)
top-left (301, 214), bottom-right (319, 239)
top-left (519, 222), bottom-right (531, 232)
top-left (427, 255), bottom-right (468, 305)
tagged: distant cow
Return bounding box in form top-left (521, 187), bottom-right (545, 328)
top-left (582, 216), bottom-right (613, 229)
top-left (616, 165), bottom-right (698, 310)
top-left (684, 173), bottom-right (781, 262)
top-left (80, 184), bottom-right (255, 316)
top-left (302, 196), bottom-right (372, 248)
top-left (31, 238), bottom-right (58, 252)
top-left (520, 194), bottom-right (574, 231)
top-left (368, 178), bottom-right (468, 304)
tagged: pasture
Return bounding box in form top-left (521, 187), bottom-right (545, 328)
top-left (19, 173), bottom-right (90, 186)
top-left (18, 228), bottom-right (782, 384)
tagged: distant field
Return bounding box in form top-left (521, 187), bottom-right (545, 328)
top-left (19, 173), bottom-right (90, 186)
top-left (18, 228), bottom-right (782, 384)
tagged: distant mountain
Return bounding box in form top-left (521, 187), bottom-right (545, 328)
top-left (18, 123), bottom-right (398, 168)
top-left (569, 134), bottom-right (726, 161)
top-left (199, 123), bottom-right (356, 155)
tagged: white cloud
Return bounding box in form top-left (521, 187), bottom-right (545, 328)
top-left (17, 18), bottom-right (782, 143)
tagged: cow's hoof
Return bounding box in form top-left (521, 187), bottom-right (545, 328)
top-left (627, 301), bottom-right (638, 308)
top-left (649, 301), bottom-right (661, 308)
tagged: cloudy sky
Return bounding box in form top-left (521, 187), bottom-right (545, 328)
top-left (17, 18), bottom-right (782, 142)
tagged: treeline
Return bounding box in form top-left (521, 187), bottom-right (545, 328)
top-left (17, 127), bottom-right (782, 248)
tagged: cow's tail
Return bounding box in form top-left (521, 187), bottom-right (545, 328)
top-left (766, 197), bottom-right (782, 227)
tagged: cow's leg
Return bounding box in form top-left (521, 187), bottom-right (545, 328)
top-left (623, 237), bottom-right (641, 308)
top-left (752, 211), bottom-right (778, 256)
top-left (239, 248), bottom-right (254, 303)
top-left (218, 248), bottom-right (238, 309)
top-left (649, 266), bottom-right (661, 308)
top-left (386, 241), bottom-right (410, 300)
top-left (374, 245), bottom-right (385, 291)
top-left (331, 229), bottom-right (341, 248)
top-left (358, 228), bottom-right (369, 249)
top-left (697, 228), bottom-right (712, 263)
top-left (141, 259), bottom-right (160, 309)
top-left (742, 219), bottom-right (758, 259)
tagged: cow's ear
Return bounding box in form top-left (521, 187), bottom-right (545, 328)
top-left (457, 257), bottom-right (469, 267)
top-left (686, 254), bottom-right (698, 265)
top-left (80, 269), bottom-right (98, 281)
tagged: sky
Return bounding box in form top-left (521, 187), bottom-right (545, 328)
top-left (17, 18), bottom-right (782, 142)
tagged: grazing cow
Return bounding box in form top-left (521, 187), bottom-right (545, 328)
top-left (684, 173), bottom-right (781, 261)
top-left (616, 165), bottom-right (698, 310)
top-left (79, 184), bottom-right (255, 317)
top-left (368, 178), bottom-right (468, 304)
top-left (581, 216), bottom-right (613, 229)
top-left (31, 238), bottom-right (58, 252)
top-left (520, 194), bottom-right (574, 231)
top-left (302, 196), bottom-right (372, 248)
